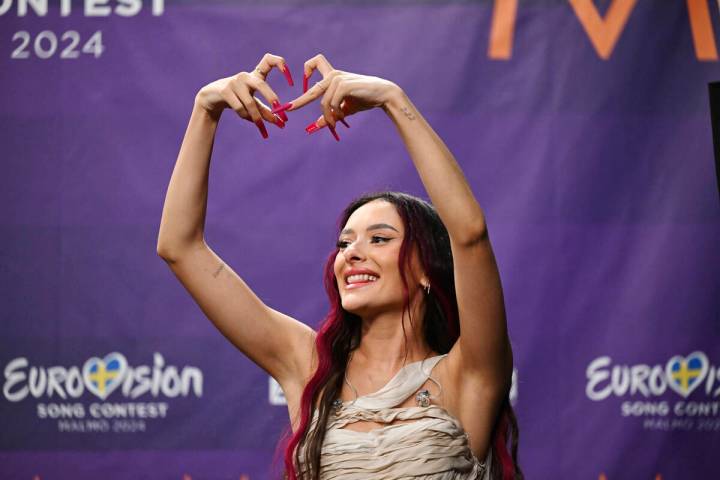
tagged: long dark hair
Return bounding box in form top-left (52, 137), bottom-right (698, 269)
top-left (282, 191), bottom-right (523, 480)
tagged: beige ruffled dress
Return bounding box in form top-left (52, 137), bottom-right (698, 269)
top-left (302, 354), bottom-right (491, 479)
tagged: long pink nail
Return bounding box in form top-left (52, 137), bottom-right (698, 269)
top-left (255, 119), bottom-right (268, 139)
top-left (328, 124), bottom-right (340, 142)
top-left (303, 73), bottom-right (309, 93)
top-left (339, 118), bottom-right (350, 128)
top-left (271, 100), bottom-right (289, 122)
top-left (273, 115), bottom-right (285, 129)
top-left (272, 102), bottom-right (293, 114)
top-left (306, 121), bottom-right (320, 134)
top-left (281, 64), bottom-right (294, 87)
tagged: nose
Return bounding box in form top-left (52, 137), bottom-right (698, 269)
top-left (342, 240), bottom-right (365, 263)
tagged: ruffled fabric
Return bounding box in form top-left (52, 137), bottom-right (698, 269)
top-left (301, 354), bottom-right (491, 479)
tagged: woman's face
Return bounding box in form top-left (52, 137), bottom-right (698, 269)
top-left (333, 199), bottom-right (425, 317)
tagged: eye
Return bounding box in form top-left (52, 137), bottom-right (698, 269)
top-left (336, 236), bottom-right (390, 249)
top-left (371, 236), bottom-right (391, 244)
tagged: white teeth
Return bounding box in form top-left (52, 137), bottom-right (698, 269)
top-left (346, 274), bottom-right (378, 284)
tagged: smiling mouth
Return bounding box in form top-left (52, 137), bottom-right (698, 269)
top-left (345, 274), bottom-right (379, 289)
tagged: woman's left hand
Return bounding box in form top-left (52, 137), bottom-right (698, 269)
top-left (277, 54), bottom-right (401, 137)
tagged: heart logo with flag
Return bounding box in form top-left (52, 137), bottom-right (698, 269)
top-left (665, 351), bottom-right (708, 398)
top-left (83, 352), bottom-right (128, 400)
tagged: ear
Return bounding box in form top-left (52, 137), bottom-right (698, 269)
top-left (407, 244), bottom-right (428, 285)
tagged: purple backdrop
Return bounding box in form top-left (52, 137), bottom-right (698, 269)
top-left (2, 1), bottom-right (719, 479)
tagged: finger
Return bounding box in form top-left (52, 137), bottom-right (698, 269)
top-left (321, 80), bottom-right (344, 140)
top-left (340, 97), bottom-right (354, 116)
top-left (253, 52), bottom-right (293, 87)
top-left (272, 101), bottom-right (289, 122)
top-left (303, 53), bottom-right (335, 93)
top-left (230, 79), bottom-right (263, 124)
top-left (285, 70), bottom-right (340, 112)
top-left (328, 79), bottom-right (349, 122)
top-left (284, 79), bottom-right (328, 111)
top-left (231, 81), bottom-right (268, 139)
top-left (252, 53), bottom-right (283, 80)
top-left (258, 100), bottom-right (286, 129)
top-left (336, 99), bottom-right (351, 128)
top-left (305, 98), bottom-right (353, 132)
top-left (303, 99), bottom-right (352, 134)
top-left (306, 115), bottom-right (339, 141)
top-left (219, 85), bottom-right (249, 120)
top-left (321, 75), bottom-right (343, 129)
top-left (244, 74), bottom-right (289, 122)
top-left (305, 115), bottom-right (327, 133)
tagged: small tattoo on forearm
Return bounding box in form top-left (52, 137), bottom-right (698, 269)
top-left (212, 263), bottom-right (225, 278)
top-left (400, 105), bottom-right (416, 121)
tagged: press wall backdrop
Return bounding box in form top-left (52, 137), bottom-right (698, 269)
top-left (1, 0), bottom-right (719, 478)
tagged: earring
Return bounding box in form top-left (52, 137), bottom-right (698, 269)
top-left (422, 283), bottom-right (431, 295)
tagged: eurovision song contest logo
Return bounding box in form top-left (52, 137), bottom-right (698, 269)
top-left (2, 352), bottom-right (203, 434)
top-left (585, 351), bottom-right (720, 432)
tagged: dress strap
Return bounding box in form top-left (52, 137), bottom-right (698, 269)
top-left (352, 354), bottom-right (447, 410)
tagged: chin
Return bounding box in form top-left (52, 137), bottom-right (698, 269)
top-left (340, 299), bottom-right (366, 315)
top-left (340, 294), bottom-right (378, 316)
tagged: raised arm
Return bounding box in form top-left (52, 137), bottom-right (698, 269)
top-left (381, 88), bottom-right (513, 386)
top-left (156, 54), bottom-right (316, 392)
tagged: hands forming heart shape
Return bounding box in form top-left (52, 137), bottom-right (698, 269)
top-left (195, 53), bottom-right (401, 141)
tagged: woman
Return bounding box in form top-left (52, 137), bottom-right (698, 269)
top-left (157, 53), bottom-right (522, 479)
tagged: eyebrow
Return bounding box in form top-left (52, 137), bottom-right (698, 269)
top-left (340, 223), bottom-right (400, 235)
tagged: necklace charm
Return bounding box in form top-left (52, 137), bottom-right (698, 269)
top-left (332, 398), bottom-right (343, 416)
top-left (416, 389), bottom-right (431, 407)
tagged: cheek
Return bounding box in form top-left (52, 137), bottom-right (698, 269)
top-left (380, 251), bottom-right (404, 286)
top-left (333, 253), bottom-right (344, 281)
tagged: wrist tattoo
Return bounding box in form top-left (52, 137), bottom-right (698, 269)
top-left (212, 263), bottom-right (225, 278)
top-left (400, 105), bottom-right (416, 121)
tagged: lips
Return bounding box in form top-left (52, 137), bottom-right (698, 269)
top-left (344, 268), bottom-right (379, 288)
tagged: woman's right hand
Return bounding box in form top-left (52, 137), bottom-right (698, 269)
top-left (194, 53), bottom-right (295, 139)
